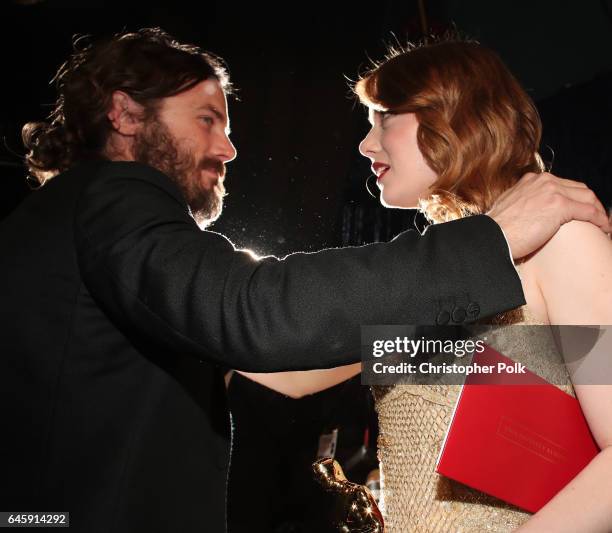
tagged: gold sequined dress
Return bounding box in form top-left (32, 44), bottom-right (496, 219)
top-left (372, 310), bottom-right (575, 533)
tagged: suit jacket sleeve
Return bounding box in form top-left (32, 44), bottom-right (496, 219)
top-left (74, 162), bottom-right (525, 372)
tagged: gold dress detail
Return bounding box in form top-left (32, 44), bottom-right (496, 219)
top-left (372, 309), bottom-right (575, 532)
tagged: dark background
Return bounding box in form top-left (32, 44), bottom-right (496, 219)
top-left (2, 3), bottom-right (611, 531)
top-left (1, 0), bottom-right (611, 254)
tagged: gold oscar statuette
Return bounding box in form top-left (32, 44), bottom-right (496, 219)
top-left (313, 457), bottom-right (384, 533)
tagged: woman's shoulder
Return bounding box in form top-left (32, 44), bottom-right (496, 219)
top-left (542, 219), bottom-right (610, 250)
top-left (521, 220), bottom-right (612, 325)
top-left (528, 220), bottom-right (611, 279)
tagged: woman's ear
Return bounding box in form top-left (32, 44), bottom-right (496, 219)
top-left (107, 91), bottom-right (145, 136)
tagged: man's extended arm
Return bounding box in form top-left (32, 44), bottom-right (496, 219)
top-left (75, 162), bottom-right (524, 372)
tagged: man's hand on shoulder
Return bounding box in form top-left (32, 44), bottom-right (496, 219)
top-left (487, 172), bottom-right (611, 260)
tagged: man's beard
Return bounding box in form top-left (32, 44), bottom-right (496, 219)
top-left (133, 115), bottom-right (226, 228)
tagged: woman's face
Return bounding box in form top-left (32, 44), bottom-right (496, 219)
top-left (359, 111), bottom-right (438, 208)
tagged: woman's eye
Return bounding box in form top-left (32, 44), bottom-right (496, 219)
top-left (380, 113), bottom-right (391, 127)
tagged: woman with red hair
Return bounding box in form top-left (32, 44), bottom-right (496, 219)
top-left (237, 40), bottom-right (612, 532)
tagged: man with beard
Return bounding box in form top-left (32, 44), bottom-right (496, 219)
top-left (0, 28), bottom-right (609, 533)
top-left (115, 80), bottom-right (231, 228)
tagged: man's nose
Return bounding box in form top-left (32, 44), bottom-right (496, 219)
top-left (216, 133), bottom-right (237, 163)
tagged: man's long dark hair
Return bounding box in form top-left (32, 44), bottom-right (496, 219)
top-left (22, 27), bottom-right (232, 184)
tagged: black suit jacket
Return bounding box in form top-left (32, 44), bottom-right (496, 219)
top-left (0, 161), bottom-right (524, 532)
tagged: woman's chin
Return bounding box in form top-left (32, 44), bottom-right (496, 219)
top-left (379, 193), bottom-right (419, 210)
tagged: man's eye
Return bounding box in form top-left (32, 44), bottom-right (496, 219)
top-left (200, 116), bottom-right (214, 125)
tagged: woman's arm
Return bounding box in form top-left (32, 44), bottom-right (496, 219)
top-left (234, 363), bottom-right (362, 399)
top-left (516, 220), bottom-right (612, 532)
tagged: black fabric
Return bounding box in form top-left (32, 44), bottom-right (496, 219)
top-left (0, 160), bottom-right (524, 532)
top-left (227, 372), bottom-right (372, 533)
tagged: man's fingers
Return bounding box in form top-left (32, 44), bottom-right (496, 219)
top-left (552, 176), bottom-right (590, 189)
top-left (528, 172), bottom-right (589, 190)
top-left (565, 199), bottom-right (612, 232)
top-left (515, 173), bottom-right (605, 219)
top-left (561, 186), bottom-right (603, 205)
top-left (561, 187), bottom-right (608, 220)
top-left (538, 177), bottom-right (608, 225)
top-left (517, 173), bottom-right (590, 196)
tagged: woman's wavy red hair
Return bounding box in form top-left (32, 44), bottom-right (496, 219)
top-left (355, 40), bottom-right (544, 222)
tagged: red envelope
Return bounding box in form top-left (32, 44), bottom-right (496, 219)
top-left (435, 345), bottom-right (599, 513)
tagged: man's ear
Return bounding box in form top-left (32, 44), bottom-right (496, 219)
top-left (107, 91), bottom-right (145, 135)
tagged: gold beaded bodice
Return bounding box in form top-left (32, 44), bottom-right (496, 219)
top-left (372, 310), bottom-right (574, 532)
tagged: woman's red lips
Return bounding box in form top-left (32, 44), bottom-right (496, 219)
top-left (372, 163), bottom-right (390, 180)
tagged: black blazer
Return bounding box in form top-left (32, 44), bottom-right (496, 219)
top-left (0, 161), bottom-right (524, 532)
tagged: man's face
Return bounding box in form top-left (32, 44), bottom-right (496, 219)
top-left (133, 79), bottom-right (237, 227)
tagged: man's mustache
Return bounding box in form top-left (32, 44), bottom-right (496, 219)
top-left (200, 158), bottom-right (226, 179)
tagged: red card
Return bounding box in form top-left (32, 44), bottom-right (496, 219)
top-left (436, 345), bottom-right (599, 513)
